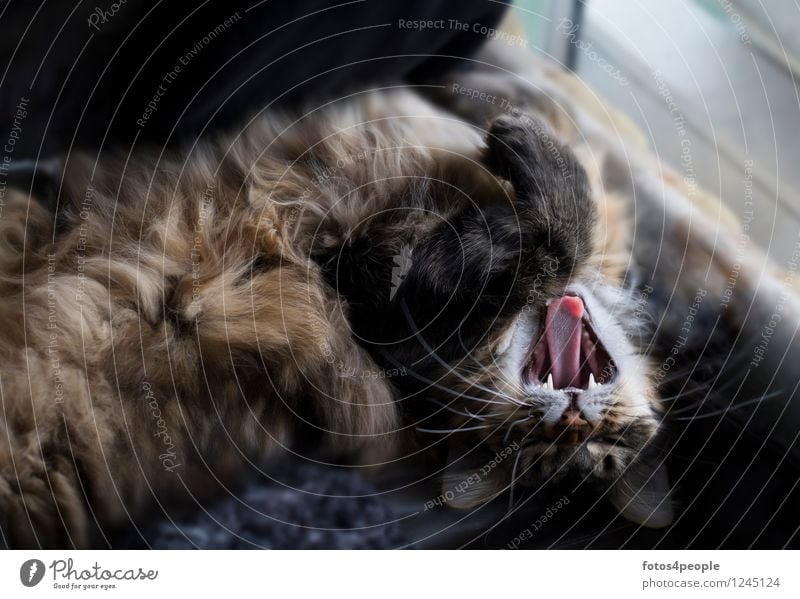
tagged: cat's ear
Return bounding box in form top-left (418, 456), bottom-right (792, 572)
top-left (609, 459), bottom-right (673, 528)
top-left (440, 449), bottom-right (510, 510)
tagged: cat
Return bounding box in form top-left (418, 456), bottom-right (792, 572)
top-left (0, 88), bottom-right (670, 548)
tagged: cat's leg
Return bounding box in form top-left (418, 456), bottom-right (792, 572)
top-left (421, 42), bottom-right (629, 284)
top-left (0, 348), bottom-right (117, 548)
top-left (0, 266), bottom-right (399, 548)
top-left (269, 266), bottom-right (403, 459)
top-left (379, 118), bottom-right (592, 372)
top-left (0, 195), bottom-right (99, 547)
top-left (152, 253), bottom-right (403, 463)
top-left (482, 114), bottom-right (596, 257)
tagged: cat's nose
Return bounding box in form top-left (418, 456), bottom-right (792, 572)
top-left (555, 406), bottom-right (589, 444)
top-left (559, 407), bottom-right (588, 429)
top-left (560, 391), bottom-right (588, 427)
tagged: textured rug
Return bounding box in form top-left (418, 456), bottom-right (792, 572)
top-left (120, 461), bottom-right (410, 549)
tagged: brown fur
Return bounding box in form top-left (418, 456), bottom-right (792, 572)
top-left (0, 89), bottom-right (651, 547)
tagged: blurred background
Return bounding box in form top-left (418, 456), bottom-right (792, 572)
top-left (518, 0), bottom-right (799, 266)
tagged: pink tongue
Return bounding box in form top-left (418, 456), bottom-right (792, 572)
top-left (545, 296), bottom-right (585, 389)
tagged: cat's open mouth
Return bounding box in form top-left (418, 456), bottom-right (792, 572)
top-left (523, 294), bottom-right (617, 390)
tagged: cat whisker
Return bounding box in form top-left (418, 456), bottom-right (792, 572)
top-left (503, 414), bottom-right (532, 445)
top-left (416, 423), bottom-right (495, 434)
top-left (425, 397), bottom-right (489, 421)
top-left (660, 383), bottom-right (718, 402)
top-left (507, 429), bottom-right (534, 514)
top-left (672, 391), bottom-right (782, 421)
top-left (668, 389), bottom-right (780, 415)
top-left (398, 301), bottom-right (530, 407)
top-left (455, 342), bottom-right (530, 397)
top-left (378, 351), bottom-right (513, 406)
top-left (447, 360), bottom-right (529, 404)
top-left (453, 327), bottom-right (531, 399)
top-left (655, 366), bottom-right (709, 385)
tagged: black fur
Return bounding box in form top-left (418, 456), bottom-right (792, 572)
top-left (316, 116), bottom-right (595, 408)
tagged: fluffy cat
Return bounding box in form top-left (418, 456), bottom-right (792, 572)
top-left (0, 88), bottom-right (669, 548)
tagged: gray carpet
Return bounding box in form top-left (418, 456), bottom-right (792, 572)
top-left (122, 462), bottom-right (410, 549)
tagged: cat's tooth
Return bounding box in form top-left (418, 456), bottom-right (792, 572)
top-left (588, 373), bottom-right (596, 389)
top-left (546, 373), bottom-right (554, 391)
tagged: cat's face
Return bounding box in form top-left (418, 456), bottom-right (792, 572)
top-left (434, 278), bottom-right (671, 527)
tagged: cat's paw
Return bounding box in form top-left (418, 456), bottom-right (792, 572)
top-left (484, 114), bottom-right (585, 202)
top-left (485, 115), bottom-right (529, 170)
top-left (484, 115), bottom-right (556, 185)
